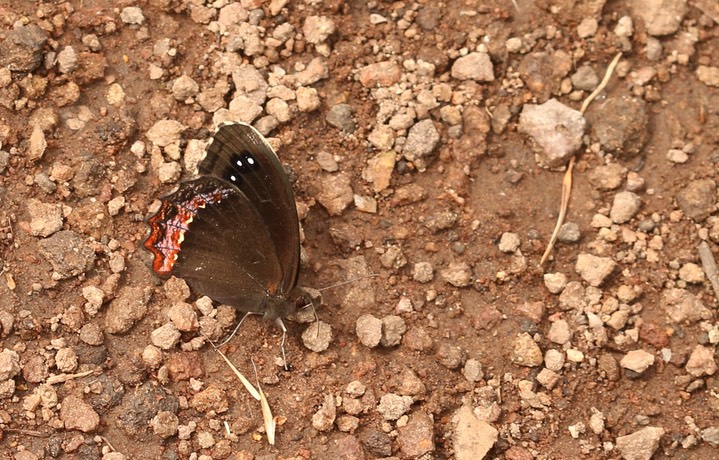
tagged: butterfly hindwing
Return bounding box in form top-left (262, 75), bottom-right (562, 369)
top-left (198, 123), bottom-right (300, 296)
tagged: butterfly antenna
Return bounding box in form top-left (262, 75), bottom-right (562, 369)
top-left (274, 318), bottom-right (289, 371)
top-left (216, 311), bottom-right (259, 347)
top-left (316, 273), bottom-right (381, 293)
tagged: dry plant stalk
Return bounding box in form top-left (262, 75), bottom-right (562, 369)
top-left (539, 52), bottom-right (623, 268)
top-left (699, 241), bottom-right (719, 302)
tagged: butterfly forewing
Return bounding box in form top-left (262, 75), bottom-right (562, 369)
top-left (145, 176), bottom-right (284, 311)
top-left (199, 123), bottom-right (300, 296)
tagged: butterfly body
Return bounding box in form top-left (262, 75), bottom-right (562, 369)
top-left (144, 123), bottom-right (300, 320)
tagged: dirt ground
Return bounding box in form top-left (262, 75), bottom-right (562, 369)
top-left (1, 0), bottom-right (718, 459)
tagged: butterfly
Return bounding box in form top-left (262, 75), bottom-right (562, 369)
top-left (144, 122), bottom-right (301, 322)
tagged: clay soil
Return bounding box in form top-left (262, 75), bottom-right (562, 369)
top-left (0, 1), bottom-right (718, 459)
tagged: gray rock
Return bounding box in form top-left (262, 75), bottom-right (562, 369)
top-left (557, 222), bottom-right (581, 243)
top-left (39, 231), bottom-right (96, 280)
top-left (424, 211), bottom-right (458, 232)
top-left (377, 393), bottom-right (413, 420)
top-left (356, 314), bottom-right (382, 348)
top-left (571, 65), bottom-right (599, 91)
top-left (513, 332), bottom-right (543, 367)
top-left (441, 262), bottom-right (472, 287)
top-left (402, 119), bottom-right (440, 166)
top-left (676, 179), bottom-right (716, 222)
top-left (587, 96), bottom-right (648, 157)
top-left (610, 191), bottom-right (642, 224)
top-left (302, 321), bottom-right (333, 352)
top-left (620, 349), bottom-right (655, 374)
top-left (615, 426), bottom-right (664, 460)
top-left (326, 104), bottom-right (356, 133)
top-left (451, 52), bottom-right (495, 81)
top-left (452, 405), bottom-right (498, 460)
top-left (631, 0), bottom-right (686, 36)
top-left (518, 99), bottom-right (586, 167)
top-left (0, 24), bottom-right (48, 72)
top-left (360, 429), bottom-right (392, 457)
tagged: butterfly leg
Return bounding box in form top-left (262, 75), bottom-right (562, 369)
top-left (216, 311), bottom-right (261, 347)
top-left (274, 318), bottom-right (289, 371)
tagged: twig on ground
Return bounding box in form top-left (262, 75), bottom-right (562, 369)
top-left (252, 359), bottom-right (276, 446)
top-left (540, 52), bottom-right (623, 268)
top-left (206, 337), bottom-right (260, 401)
top-left (539, 156), bottom-right (575, 267)
top-left (699, 241), bottom-right (719, 302)
top-left (45, 369), bottom-right (95, 385)
top-left (581, 52), bottom-right (623, 114)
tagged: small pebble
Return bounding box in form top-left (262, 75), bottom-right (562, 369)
top-left (498, 232), bottom-right (520, 253)
top-left (620, 349), bottom-right (655, 374)
top-left (377, 393), bottom-right (413, 420)
top-left (302, 321), bottom-right (332, 352)
top-left (356, 314), bottom-right (382, 348)
top-left (543, 272), bottom-right (568, 294)
top-left (413, 262), bottom-right (434, 283)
